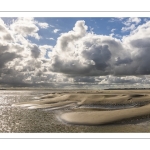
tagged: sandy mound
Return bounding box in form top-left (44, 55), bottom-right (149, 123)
top-left (60, 104), bottom-right (150, 125)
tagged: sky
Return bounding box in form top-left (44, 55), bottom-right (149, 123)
top-left (1, 17), bottom-right (150, 89)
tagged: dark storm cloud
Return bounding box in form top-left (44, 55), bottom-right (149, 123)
top-left (73, 76), bottom-right (96, 83)
top-left (0, 52), bottom-right (18, 68)
top-left (130, 38), bottom-right (150, 48)
top-left (134, 52), bottom-right (150, 75)
top-left (3, 34), bottom-right (13, 41)
top-left (82, 45), bottom-right (111, 71)
top-left (34, 69), bottom-right (43, 77)
top-left (115, 57), bottom-right (132, 66)
top-left (50, 55), bottom-right (95, 75)
top-left (127, 38), bottom-right (150, 75)
top-left (0, 43), bottom-right (9, 52)
top-left (0, 24), bottom-right (6, 32)
top-left (0, 68), bottom-right (26, 86)
top-left (29, 44), bottom-right (40, 58)
top-left (0, 23), bottom-right (14, 41)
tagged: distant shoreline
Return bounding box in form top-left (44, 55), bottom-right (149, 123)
top-left (105, 88), bottom-right (150, 90)
top-left (1, 88), bottom-right (150, 90)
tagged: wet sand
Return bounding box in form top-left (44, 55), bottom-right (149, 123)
top-left (13, 90), bottom-right (150, 125)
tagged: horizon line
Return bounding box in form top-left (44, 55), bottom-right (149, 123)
top-left (1, 11), bottom-right (150, 12)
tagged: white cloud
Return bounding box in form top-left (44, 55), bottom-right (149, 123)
top-left (129, 17), bottom-right (141, 25)
top-left (116, 17), bottom-right (124, 21)
top-left (49, 25), bottom-right (54, 28)
top-left (0, 18), bottom-right (14, 42)
top-left (122, 21), bottom-right (150, 44)
top-left (39, 45), bottom-right (53, 58)
top-left (109, 18), bottom-right (125, 22)
top-left (111, 28), bottom-right (116, 32)
top-left (53, 29), bottom-right (60, 33)
top-left (109, 33), bottom-right (114, 37)
top-left (97, 75), bottom-right (150, 88)
top-left (10, 17), bottom-right (41, 40)
top-left (143, 18), bottom-right (149, 23)
top-left (123, 17), bottom-right (141, 26)
top-left (47, 37), bottom-right (54, 40)
top-left (121, 24), bottom-right (136, 32)
top-left (37, 22), bottom-right (49, 29)
top-left (121, 17), bottom-right (141, 32)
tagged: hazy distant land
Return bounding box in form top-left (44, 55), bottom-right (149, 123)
top-left (12, 89), bottom-right (150, 126)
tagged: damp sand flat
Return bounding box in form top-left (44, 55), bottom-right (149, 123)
top-left (13, 90), bottom-right (150, 126)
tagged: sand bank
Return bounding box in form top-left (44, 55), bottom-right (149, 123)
top-left (60, 104), bottom-right (150, 125)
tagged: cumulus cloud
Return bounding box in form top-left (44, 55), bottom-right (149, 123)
top-left (98, 75), bottom-right (150, 87)
top-left (0, 43), bottom-right (9, 53)
top-left (10, 17), bottom-right (41, 40)
top-left (0, 17), bottom-right (56, 87)
top-left (0, 52), bottom-right (18, 68)
top-left (47, 19), bottom-right (150, 79)
top-left (0, 19), bottom-right (14, 42)
top-left (28, 44), bottom-right (40, 58)
top-left (39, 45), bottom-right (53, 58)
top-left (1, 17), bottom-right (150, 88)
top-left (49, 21), bottom-right (123, 76)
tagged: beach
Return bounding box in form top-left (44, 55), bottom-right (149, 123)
top-left (12, 89), bottom-right (150, 128)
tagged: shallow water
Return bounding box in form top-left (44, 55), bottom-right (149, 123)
top-left (1, 89), bottom-right (150, 133)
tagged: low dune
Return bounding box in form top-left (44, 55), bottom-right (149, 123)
top-left (12, 90), bottom-right (150, 125)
